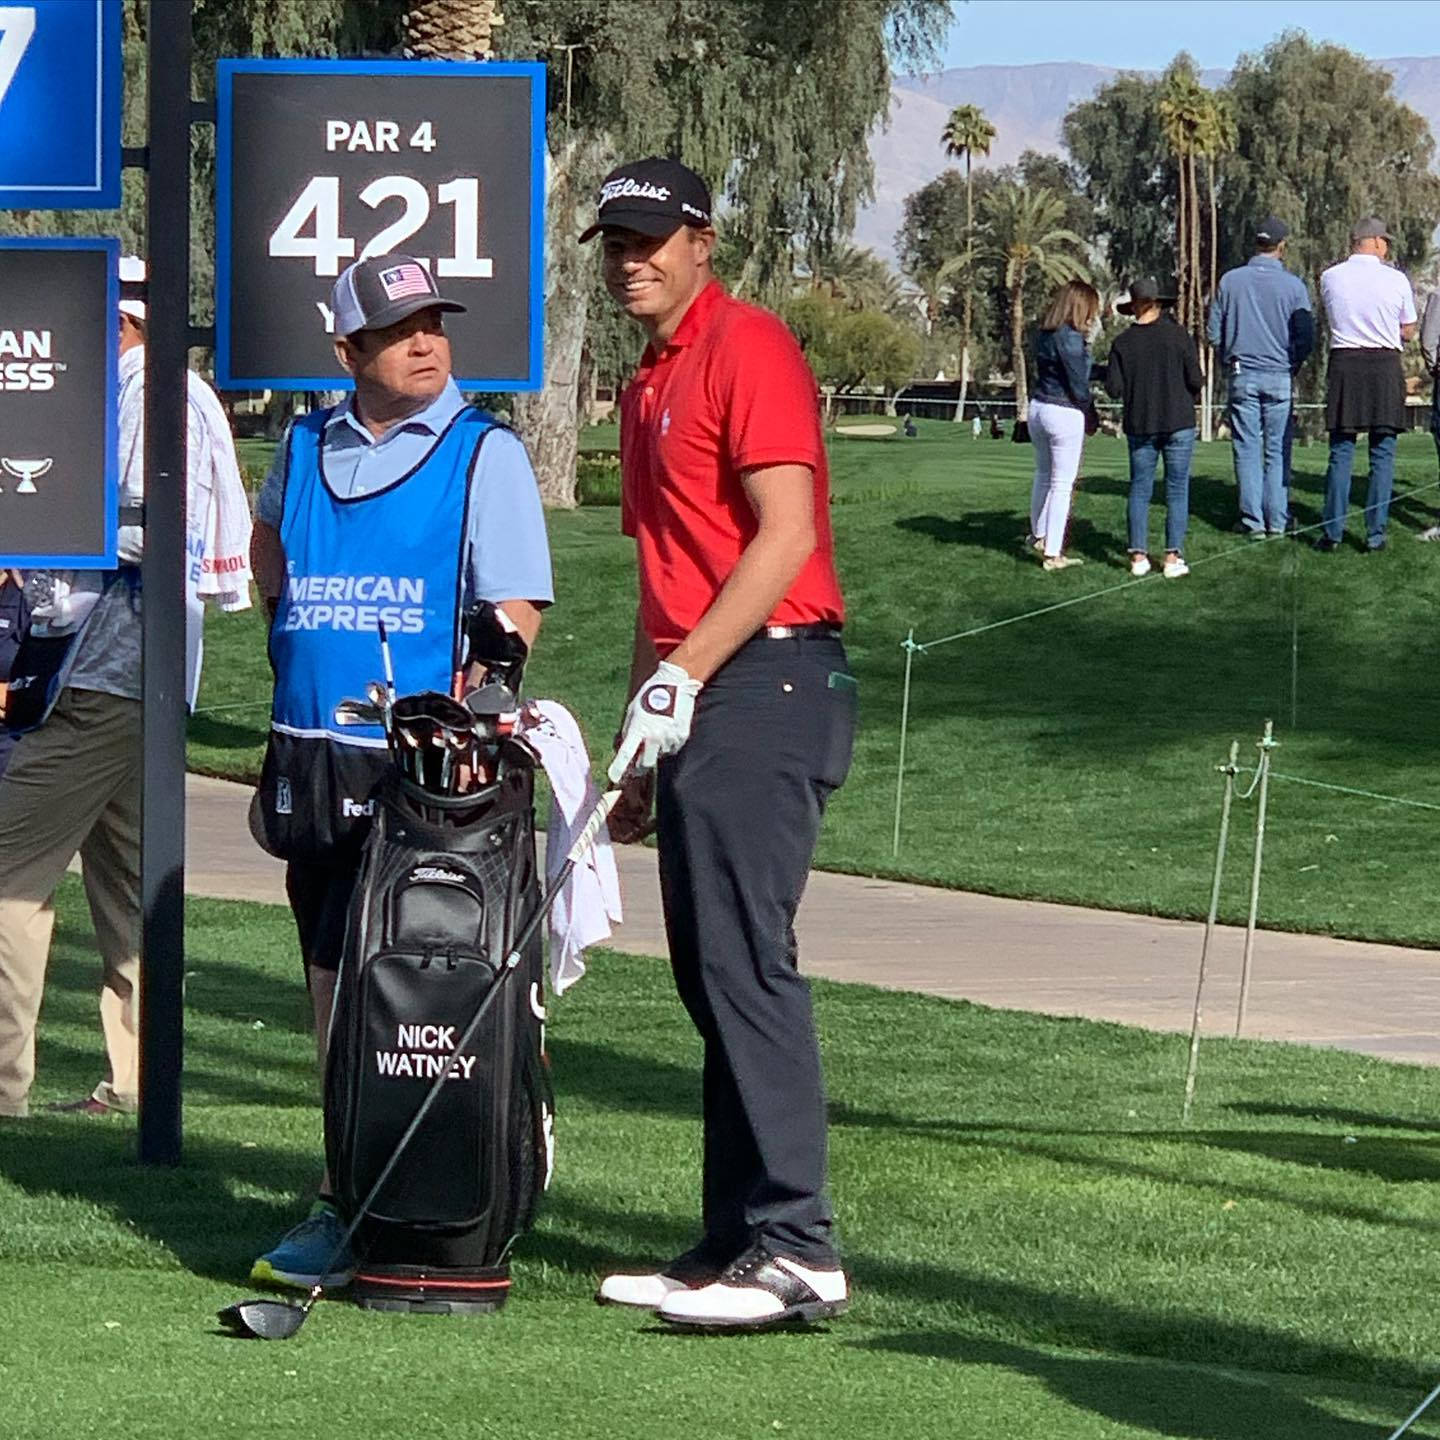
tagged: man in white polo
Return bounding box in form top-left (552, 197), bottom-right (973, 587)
top-left (1317, 217), bottom-right (1417, 552)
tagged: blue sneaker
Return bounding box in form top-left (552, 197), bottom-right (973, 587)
top-left (249, 1201), bottom-right (354, 1290)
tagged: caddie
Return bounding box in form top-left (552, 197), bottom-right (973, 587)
top-left (246, 254), bottom-right (553, 1290)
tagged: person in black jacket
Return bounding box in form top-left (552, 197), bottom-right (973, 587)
top-left (1106, 278), bottom-right (1203, 578)
top-left (0, 572), bottom-right (29, 780)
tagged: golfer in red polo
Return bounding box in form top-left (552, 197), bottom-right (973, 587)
top-left (584, 158), bottom-right (856, 1329)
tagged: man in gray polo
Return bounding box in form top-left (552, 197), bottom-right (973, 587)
top-left (1317, 217), bottom-right (1417, 552)
top-left (1208, 216), bottom-right (1314, 536)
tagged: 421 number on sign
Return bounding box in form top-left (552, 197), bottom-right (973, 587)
top-left (270, 173), bottom-right (492, 280)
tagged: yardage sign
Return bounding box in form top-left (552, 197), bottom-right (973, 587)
top-left (0, 238), bottom-right (118, 566)
top-left (0, 0), bottom-right (121, 209)
top-left (215, 59), bottom-right (545, 391)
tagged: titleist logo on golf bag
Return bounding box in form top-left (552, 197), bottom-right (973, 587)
top-left (409, 865), bottom-right (467, 884)
top-left (374, 1022), bottom-right (479, 1080)
top-left (343, 797), bottom-right (379, 818)
top-left (283, 573), bottom-right (428, 635)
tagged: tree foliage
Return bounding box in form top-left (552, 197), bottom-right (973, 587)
top-left (1062, 69), bottom-right (1176, 283)
top-left (783, 291), bottom-right (920, 393)
top-left (1222, 32), bottom-right (1440, 283)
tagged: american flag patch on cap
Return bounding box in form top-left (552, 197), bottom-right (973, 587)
top-left (378, 262), bottom-right (433, 301)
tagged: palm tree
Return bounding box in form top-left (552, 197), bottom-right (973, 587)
top-left (1158, 62), bottom-right (1209, 341)
top-left (941, 104), bottom-right (997, 415)
top-left (403, 0), bottom-right (502, 57)
top-left (806, 243), bottom-right (909, 317)
top-left (1195, 92), bottom-right (1236, 440)
top-left (980, 182), bottom-right (1091, 417)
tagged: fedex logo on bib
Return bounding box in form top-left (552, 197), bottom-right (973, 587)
top-left (283, 572), bottom-right (428, 634)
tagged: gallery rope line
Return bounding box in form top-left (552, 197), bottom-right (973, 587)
top-left (1237, 767), bottom-right (1440, 814)
top-left (191, 698), bottom-right (271, 716)
top-left (909, 476), bottom-right (1440, 655)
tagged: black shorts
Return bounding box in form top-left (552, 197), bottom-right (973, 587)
top-left (285, 853), bottom-right (365, 977)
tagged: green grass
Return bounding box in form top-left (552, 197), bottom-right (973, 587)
top-left (190, 422), bottom-right (1440, 946)
top-left (7, 881), bottom-right (1440, 1438)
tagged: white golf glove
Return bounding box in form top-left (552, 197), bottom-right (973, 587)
top-left (608, 661), bottom-right (703, 782)
top-left (116, 525), bottom-right (144, 564)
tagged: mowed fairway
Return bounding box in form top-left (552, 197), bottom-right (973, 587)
top-left (6, 883), bottom-right (1440, 1439)
top-left (194, 423), bottom-right (1440, 946)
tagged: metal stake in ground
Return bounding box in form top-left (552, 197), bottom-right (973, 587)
top-left (892, 627), bottom-right (916, 858)
top-left (1234, 720), bottom-right (1278, 1038)
top-left (216, 787), bottom-right (622, 1341)
top-left (1182, 740), bottom-right (1240, 1125)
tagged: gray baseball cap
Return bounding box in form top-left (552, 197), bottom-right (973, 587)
top-left (329, 255), bottom-right (466, 337)
top-left (1351, 216), bottom-right (1392, 243)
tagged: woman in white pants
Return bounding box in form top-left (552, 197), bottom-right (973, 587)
top-left (1027, 281), bottom-right (1101, 571)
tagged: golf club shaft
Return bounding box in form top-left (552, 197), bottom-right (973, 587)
top-left (1387, 1380), bottom-right (1440, 1440)
top-left (302, 788), bottom-right (621, 1306)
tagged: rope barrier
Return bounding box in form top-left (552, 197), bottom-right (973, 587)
top-left (911, 477), bottom-right (1440, 655)
top-left (889, 476), bottom-right (1440, 854)
top-left (1238, 767), bottom-right (1440, 814)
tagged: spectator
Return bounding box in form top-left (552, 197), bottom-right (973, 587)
top-left (1208, 216), bottom-right (1314, 537)
top-left (1028, 279), bottom-right (1101, 571)
top-left (1417, 288), bottom-right (1440, 542)
top-left (1316, 217), bottom-right (1417, 552)
top-left (0, 257), bottom-right (252, 1119)
top-left (0, 571), bottom-right (28, 780)
top-left (1106, 277), bottom-right (1203, 578)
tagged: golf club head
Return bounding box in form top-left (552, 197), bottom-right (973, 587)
top-left (334, 699), bottom-right (384, 727)
top-left (464, 600), bottom-right (529, 692)
top-left (217, 1297), bottom-right (307, 1340)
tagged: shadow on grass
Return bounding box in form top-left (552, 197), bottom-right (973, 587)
top-left (186, 714), bottom-right (267, 753)
top-left (0, 1121), bottom-right (317, 1284)
top-left (1225, 1100), bottom-right (1440, 1134)
top-left (854, 1331), bottom-right (1391, 1439)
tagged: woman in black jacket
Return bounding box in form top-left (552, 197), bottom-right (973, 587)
top-left (1028, 280), bottom-right (1101, 571)
top-left (1105, 277), bottom-right (1203, 578)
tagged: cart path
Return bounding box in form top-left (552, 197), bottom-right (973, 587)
top-left (174, 774), bottom-right (1440, 1066)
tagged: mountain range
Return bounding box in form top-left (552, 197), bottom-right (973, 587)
top-left (856, 58), bottom-right (1440, 266)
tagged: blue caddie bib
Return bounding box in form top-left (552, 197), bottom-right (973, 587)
top-left (253, 405), bottom-right (495, 860)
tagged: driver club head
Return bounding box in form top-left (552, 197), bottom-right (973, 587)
top-left (217, 1296), bottom-right (309, 1341)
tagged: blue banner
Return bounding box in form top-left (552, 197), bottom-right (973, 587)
top-left (0, 0), bottom-right (121, 209)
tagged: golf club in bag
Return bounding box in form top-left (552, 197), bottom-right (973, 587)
top-left (218, 785), bottom-right (620, 1341)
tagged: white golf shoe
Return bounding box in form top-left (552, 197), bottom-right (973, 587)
top-left (596, 1244), bottom-right (728, 1310)
top-left (657, 1243), bottom-right (849, 1330)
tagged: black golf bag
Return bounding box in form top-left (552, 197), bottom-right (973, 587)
top-left (323, 745), bottom-right (554, 1314)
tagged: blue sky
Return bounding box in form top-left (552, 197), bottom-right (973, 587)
top-left (942, 1), bottom-right (1440, 72)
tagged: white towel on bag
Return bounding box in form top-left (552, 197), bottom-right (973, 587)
top-left (514, 699), bottom-right (623, 994)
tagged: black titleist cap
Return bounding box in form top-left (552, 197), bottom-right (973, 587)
top-left (578, 157), bottom-right (714, 243)
top-left (1255, 216), bottom-right (1289, 244)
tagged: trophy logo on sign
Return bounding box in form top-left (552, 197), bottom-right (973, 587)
top-left (0, 457), bottom-right (53, 494)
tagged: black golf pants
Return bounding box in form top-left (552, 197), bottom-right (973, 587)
top-left (655, 632), bottom-right (856, 1268)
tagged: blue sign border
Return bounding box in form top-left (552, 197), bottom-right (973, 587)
top-left (0, 236), bottom-right (119, 568)
top-left (0, 0), bottom-right (122, 210)
top-left (215, 58), bottom-right (547, 392)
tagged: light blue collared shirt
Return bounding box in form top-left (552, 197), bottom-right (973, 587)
top-left (257, 380), bottom-right (554, 608)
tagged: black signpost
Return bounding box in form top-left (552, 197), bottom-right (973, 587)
top-left (0, 239), bottom-right (118, 568)
top-left (137, 0), bottom-right (192, 1167)
top-left (215, 59), bottom-right (545, 391)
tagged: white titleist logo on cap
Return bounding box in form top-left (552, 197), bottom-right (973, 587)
top-left (600, 177), bottom-right (671, 206)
